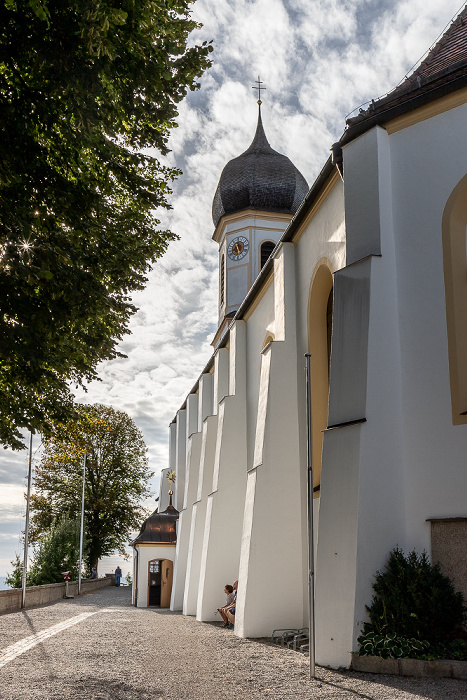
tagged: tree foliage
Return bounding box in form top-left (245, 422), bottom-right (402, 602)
top-left (30, 403), bottom-right (153, 571)
top-left (6, 516), bottom-right (81, 587)
top-left (28, 516), bottom-right (82, 585)
top-left (5, 553), bottom-right (23, 588)
top-left (0, 0), bottom-right (212, 449)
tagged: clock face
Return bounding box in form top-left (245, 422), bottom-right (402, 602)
top-left (227, 235), bottom-right (249, 261)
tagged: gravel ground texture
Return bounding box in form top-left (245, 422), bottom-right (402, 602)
top-left (1, 586), bottom-right (466, 699)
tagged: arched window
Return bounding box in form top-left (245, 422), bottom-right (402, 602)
top-left (307, 261), bottom-right (334, 494)
top-left (260, 241), bottom-right (275, 269)
top-left (442, 175), bottom-right (467, 424)
top-left (220, 254), bottom-right (225, 306)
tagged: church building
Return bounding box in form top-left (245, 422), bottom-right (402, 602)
top-left (159, 9), bottom-right (467, 668)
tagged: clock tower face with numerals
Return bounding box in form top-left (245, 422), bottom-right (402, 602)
top-left (227, 235), bottom-right (249, 261)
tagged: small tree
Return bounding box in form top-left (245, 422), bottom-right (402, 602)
top-left (28, 516), bottom-right (81, 586)
top-left (5, 516), bottom-right (82, 587)
top-left (363, 548), bottom-right (465, 645)
top-left (5, 554), bottom-right (23, 589)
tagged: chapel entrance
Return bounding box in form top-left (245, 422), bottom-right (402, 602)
top-left (148, 559), bottom-right (173, 608)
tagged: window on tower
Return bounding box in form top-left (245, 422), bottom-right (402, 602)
top-left (220, 254), bottom-right (225, 306)
top-left (260, 241), bottom-right (276, 269)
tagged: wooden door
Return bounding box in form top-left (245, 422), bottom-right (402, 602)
top-left (160, 560), bottom-right (173, 608)
top-left (148, 560), bottom-right (161, 606)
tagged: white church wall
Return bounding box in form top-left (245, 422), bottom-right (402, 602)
top-left (344, 127), bottom-right (384, 265)
top-left (245, 281), bottom-right (275, 469)
top-left (197, 322), bottom-right (248, 621)
top-left (212, 347), bottom-right (229, 413)
top-left (171, 402), bottom-right (199, 610)
top-left (227, 264), bottom-right (249, 308)
top-left (175, 409), bottom-right (187, 512)
top-left (237, 244), bottom-right (305, 637)
top-left (293, 177), bottom-right (346, 634)
top-left (350, 128), bottom-right (408, 654)
top-left (388, 103), bottom-right (467, 549)
top-left (158, 468), bottom-right (170, 512)
top-left (168, 92), bottom-right (467, 664)
top-left (312, 127), bottom-right (410, 667)
top-left (183, 414), bottom-right (217, 615)
top-left (183, 373), bottom-right (217, 615)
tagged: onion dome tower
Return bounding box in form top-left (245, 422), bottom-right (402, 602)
top-left (212, 109), bottom-right (308, 227)
top-left (212, 79), bottom-right (308, 337)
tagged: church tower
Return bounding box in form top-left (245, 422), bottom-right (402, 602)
top-left (211, 84), bottom-right (308, 339)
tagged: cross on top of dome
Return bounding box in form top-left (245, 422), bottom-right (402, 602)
top-left (252, 76), bottom-right (266, 106)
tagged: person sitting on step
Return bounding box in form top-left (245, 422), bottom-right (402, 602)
top-left (225, 580), bottom-right (238, 629)
top-left (217, 584), bottom-right (235, 627)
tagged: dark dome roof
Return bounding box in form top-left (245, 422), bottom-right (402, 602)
top-left (131, 504), bottom-right (179, 546)
top-left (212, 109), bottom-right (309, 227)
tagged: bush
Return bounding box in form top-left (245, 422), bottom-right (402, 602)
top-left (359, 548), bottom-right (465, 659)
top-left (358, 631), bottom-right (429, 659)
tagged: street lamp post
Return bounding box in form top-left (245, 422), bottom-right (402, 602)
top-left (21, 432), bottom-right (34, 609)
top-left (78, 453), bottom-right (86, 594)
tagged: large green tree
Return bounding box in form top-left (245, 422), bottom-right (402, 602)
top-left (30, 403), bottom-right (153, 571)
top-left (0, 0), bottom-right (212, 449)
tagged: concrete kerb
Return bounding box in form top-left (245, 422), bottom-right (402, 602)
top-left (351, 652), bottom-right (467, 679)
top-left (0, 576), bottom-right (113, 615)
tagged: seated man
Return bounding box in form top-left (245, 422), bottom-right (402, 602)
top-left (225, 580), bottom-right (238, 629)
top-left (217, 584), bottom-right (235, 627)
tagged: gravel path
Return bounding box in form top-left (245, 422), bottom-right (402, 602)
top-left (1, 587), bottom-right (466, 699)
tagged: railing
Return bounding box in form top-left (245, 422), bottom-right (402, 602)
top-left (271, 627), bottom-right (310, 654)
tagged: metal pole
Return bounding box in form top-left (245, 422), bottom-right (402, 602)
top-left (22, 432), bottom-right (33, 609)
top-left (305, 354), bottom-right (316, 679)
top-left (78, 453), bottom-right (86, 595)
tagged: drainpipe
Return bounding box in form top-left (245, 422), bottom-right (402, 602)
top-left (134, 548), bottom-right (138, 607)
top-left (305, 354), bottom-right (316, 679)
top-left (331, 142), bottom-right (344, 180)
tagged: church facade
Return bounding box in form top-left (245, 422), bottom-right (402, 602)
top-left (161, 11), bottom-right (467, 668)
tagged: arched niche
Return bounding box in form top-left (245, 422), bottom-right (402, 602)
top-left (442, 174), bottom-right (467, 424)
top-left (307, 259), bottom-right (334, 493)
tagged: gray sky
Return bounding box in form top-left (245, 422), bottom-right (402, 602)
top-left (0, 0), bottom-right (464, 576)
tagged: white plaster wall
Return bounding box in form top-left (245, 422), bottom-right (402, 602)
top-left (312, 128), bottom-right (408, 667)
top-left (237, 244), bottom-right (306, 637)
top-left (293, 179), bottom-right (346, 631)
top-left (134, 544), bottom-right (176, 608)
top-left (183, 413), bottom-right (218, 615)
top-left (227, 265), bottom-right (249, 308)
top-left (388, 104), bottom-right (467, 550)
top-left (245, 283), bottom-right (275, 469)
top-left (170, 426), bottom-right (201, 611)
top-left (158, 468), bottom-right (170, 512)
top-left (197, 322), bottom-right (248, 621)
top-left (175, 410), bottom-right (187, 512)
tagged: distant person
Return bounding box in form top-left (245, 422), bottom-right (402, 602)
top-left (217, 584), bottom-right (235, 627)
top-left (91, 568), bottom-right (97, 579)
top-left (115, 566), bottom-right (122, 587)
